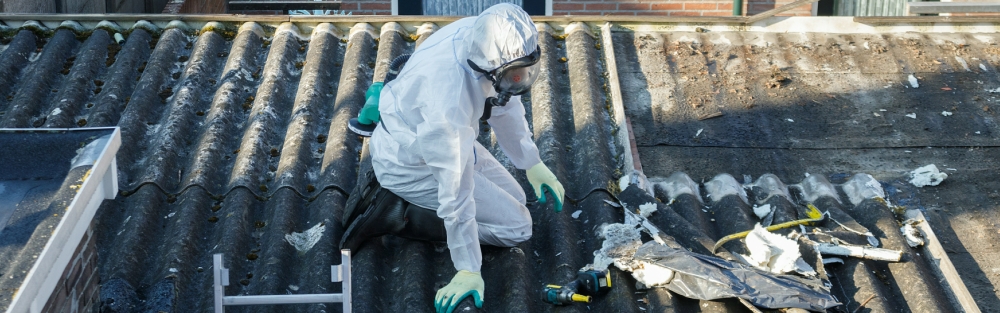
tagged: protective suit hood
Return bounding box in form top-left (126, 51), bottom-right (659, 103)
top-left (465, 3), bottom-right (539, 72)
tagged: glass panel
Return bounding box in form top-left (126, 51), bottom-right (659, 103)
top-left (422, 0), bottom-right (523, 16)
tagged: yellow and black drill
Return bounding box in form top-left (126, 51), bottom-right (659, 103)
top-left (541, 269), bottom-right (612, 305)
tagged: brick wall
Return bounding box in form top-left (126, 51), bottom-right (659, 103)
top-left (41, 222), bottom-right (99, 313)
top-left (339, 0), bottom-right (393, 15)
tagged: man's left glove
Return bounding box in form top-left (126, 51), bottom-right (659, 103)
top-left (526, 162), bottom-right (565, 212)
top-left (434, 270), bottom-right (484, 313)
top-left (357, 82), bottom-right (384, 125)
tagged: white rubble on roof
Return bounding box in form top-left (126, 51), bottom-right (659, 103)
top-left (908, 74), bottom-right (919, 88)
top-left (742, 224), bottom-right (815, 276)
top-left (588, 223), bottom-right (643, 271)
top-left (631, 261), bottom-right (675, 289)
top-left (586, 221), bottom-right (677, 288)
top-left (638, 202), bottom-right (657, 218)
top-left (909, 164), bottom-right (947, 187)
top-left (285, 222), bottom-right (326, 254)
top-left (900, 219), bottom-right (926, 248)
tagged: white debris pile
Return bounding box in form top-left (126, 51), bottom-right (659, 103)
top-left (900, 219), bottom-right (926, 248)
top-left (909, 164), bottom-right (948, 187)
top-left (285, 222), bottom-right (326, 253)
top-left (630, 261), bottom-right (675, 289)
top-left (586, 222), bottom-right (677, 289)
top-left (742, 224), bottom-right (816, 276)
top-left (588, 176), bottom-right (843, 310)
top-left (638, 202), bottom-right (658, 218)
top-left (589, 223), bottom-right (643, 271)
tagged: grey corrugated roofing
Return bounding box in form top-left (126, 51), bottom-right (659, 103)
top-left (1, 15), bottom-right (999, 312)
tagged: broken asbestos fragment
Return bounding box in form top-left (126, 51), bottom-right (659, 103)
top-left (909, 164), bottom-right (947, 187)
top-left (752, 204), bottom-right (772, 220)
top-left (638, 202), bottom-right (657, 218)
top-left (588, 223), bottom-right (642, 271)
top-left (285, 222), bottom-right (326, 254)
top-left (900, 219), bottom-right (926, 248)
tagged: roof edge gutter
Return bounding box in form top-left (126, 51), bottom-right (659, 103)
top-left (5, 127), bottom-right (121, 313)
top-left (599, 22), bottom-right (640, 176)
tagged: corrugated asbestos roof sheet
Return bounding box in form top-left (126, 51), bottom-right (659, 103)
top-left (1, 16), bottom-right (999, 312)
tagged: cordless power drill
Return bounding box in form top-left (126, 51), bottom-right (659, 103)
top-left (541, 269), bottom-right (612, 305)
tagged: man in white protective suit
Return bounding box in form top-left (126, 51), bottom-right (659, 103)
top-left (339, 3), bottom-right (566, 313)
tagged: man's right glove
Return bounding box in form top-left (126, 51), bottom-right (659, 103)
top-left (526, 162), bottom-right (565, 212)
top-left (434, 270), bottom-right (484, 313)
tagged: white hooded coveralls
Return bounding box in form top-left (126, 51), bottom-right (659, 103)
top-left (369, 4), bottom-right (541, 273)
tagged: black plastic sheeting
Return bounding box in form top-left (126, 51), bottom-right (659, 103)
top-left (633, 242), bottom-right (839, 311)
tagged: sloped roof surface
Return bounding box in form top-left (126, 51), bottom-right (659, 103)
top-left (1, 16), bottom-right (999, 313)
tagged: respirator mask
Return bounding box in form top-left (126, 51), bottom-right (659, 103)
top-left (468, 48), bottom-right (541, 120)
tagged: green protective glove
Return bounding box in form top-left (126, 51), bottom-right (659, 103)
top-left (434, 270), bottom-right (484, 313)
top-left (526, 162), bottom-right (565, 212)
top-left (357, 82), bottom-right (384, 125)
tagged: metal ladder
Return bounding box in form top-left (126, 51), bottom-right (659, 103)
top-left (213, 250), bottom-right (352, 313)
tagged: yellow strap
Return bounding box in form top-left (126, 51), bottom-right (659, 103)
top-left (711, 204), bottom-right (825, 253)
